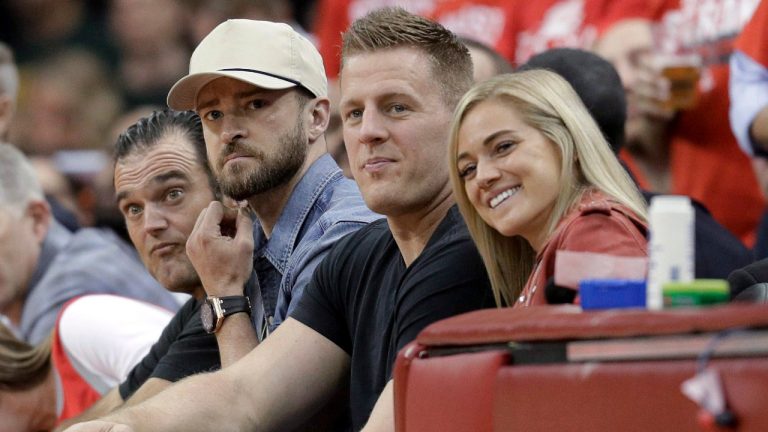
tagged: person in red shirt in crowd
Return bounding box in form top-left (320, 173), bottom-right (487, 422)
top-left (314, 0), bottom-right (657, 78)
top-left (730, 0), bottom-right (768, 257)
top-left (596, 0), bottom-right (764, 247)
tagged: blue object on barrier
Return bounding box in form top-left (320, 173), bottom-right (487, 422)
top-left (580, 279), bottom-right (647, 310)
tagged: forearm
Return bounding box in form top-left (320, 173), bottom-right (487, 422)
top-left (215, 313), bottom-right (259, 367)
top-left (361, 381), bottom-right (394, 432)
top-left (751, 106), bottom-right (768, 152)
top-left (55, 388), bottom-right (124, 431)
top-left (100, 370), bottom-right (253, 432)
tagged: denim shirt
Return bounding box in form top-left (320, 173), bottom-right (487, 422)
top-left (249, 154), bottom-right (381, 336)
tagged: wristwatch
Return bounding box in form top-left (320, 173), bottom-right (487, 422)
top-left (200, 295), bottom-right (251, 334)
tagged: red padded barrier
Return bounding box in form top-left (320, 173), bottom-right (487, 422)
top-left (493, 358), bottom-right (768, 431)
top-left (394, 346), bottom-right (508, 432)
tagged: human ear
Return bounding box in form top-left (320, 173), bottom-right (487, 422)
top-left (307, 98), bottom-right (331, 142)
top-left (25, 200), bottom-right (52, 244)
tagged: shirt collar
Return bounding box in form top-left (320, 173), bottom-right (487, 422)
top-left (253, 154), bottom-right (342, 273)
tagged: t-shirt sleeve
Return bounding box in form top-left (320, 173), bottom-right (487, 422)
top-left (58, 295), bottom-right (173, 394)
top-left (393, 235), bottom-right (494, 355)
top-left (118, 299), bottom-right (221, 399)
top-left (290, 234), bottom-right (355, 354)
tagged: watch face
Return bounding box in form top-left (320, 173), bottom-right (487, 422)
top-left (200, 301), bottom-right (215, 333)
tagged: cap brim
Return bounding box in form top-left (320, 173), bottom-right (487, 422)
top-left (167, 70), bottom-right (298, 110)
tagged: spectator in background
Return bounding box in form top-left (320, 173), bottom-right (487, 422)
top-left (2, 0), bottom-right (117, 66)
top-left (0, 42), bottom-right (19, 141)
top-left (595, 0), bottom-right (764, 247)
top-left (184, 0), bottom-right (304, 45)
top-left (523, 47), bottom-right (753, 280)
top-left (0, 142), bottom-right (179, 344)
top-left (729, 0), bottom-right (768, 259)
top-left (108, 0), bottom-right (190, 108)
top-left (13, 48), bottom-right (123, 155)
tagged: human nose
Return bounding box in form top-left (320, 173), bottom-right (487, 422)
top-left (358, 109), bottom-right (387, 145)
top-left (475, 159), bottom-right (500, 189)
top-left (220, 115), bottom-right (248, 145)
top-left (143, 204), bottom-right (169, 235)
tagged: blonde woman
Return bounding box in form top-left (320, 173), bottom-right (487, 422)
top-left (449, 70), bottom-right (648, 307)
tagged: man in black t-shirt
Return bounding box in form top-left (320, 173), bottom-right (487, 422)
top-left (66, 9), bottom-right (492, 432)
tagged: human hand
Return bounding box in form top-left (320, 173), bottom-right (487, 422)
top-left (186, 201), bottom-right (254, 297)
top-left (63, 421), bottom-right (135, 432)
top-left (626, 52), bottom-right (679, 121)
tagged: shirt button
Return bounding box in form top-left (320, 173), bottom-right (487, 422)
top-left (518, 295), bottom-right (526, 303)
top-left (267, 316), bottom-right (274, 326)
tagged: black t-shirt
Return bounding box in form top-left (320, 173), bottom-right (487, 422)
top-left (118, 297), bottom-right (221, 399)
top-left (291, 206), bottom-right (493, 429)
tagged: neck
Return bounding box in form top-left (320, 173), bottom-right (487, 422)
top-left (246, 150), bottom-right (323, 238)
top-left (387, 188), bottom-right (454, 267)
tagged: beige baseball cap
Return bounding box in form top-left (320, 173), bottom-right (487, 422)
top-left (167, 19), bottom-right (327, 110)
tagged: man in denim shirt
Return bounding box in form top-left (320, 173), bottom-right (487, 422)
top-left (167, 19), bottom-right (379, 365)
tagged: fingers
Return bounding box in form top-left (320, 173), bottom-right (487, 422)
top-left (234, 207), bottom-right (254, 244)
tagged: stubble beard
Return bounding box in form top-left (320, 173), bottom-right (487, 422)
top-left (218, 121), bottom-right (308, 201)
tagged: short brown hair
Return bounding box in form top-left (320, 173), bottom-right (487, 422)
top-left (341, 7), bottom-right (473, 107)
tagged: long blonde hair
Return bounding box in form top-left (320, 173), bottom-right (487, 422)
top-left (448, 70), bottom-right (647, 306)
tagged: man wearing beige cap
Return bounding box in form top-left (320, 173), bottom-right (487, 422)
top-left (66, 9), bottom-right (492, 432)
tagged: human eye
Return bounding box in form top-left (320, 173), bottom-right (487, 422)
top-left (203, 110), bottom-right (223, 121)
top-left (387, 103), bottom-right (408, 115)
top-left (495, 140), bottom-right (517, 154)
top-left (166, 188), bottom-right (184, 202)
top-left (248, 99), bottom-right (267, 109)
top-left (122, 203), bottom-right (143, 218)
top-left (457, 163), bottom-right (476, 180)
top-left (344, 108), bottom-right (363, 122)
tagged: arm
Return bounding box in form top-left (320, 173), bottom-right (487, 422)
top-left (186, 202), bottom-right (258, 367)
top-left (64, 318), bottom-right (350, 432)
top-left (55, 388), bottom-right (124, 431)
top-left (362, 380), bottom-right (394, 432)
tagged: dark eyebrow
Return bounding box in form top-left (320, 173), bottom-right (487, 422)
top-left (196, 89), bottom-right (269, 112)
top-left (115, 170), bottom-right (190, 204)
top-left (456, 130), bottom-right (516, 163)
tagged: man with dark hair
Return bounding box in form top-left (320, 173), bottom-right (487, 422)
top-left (66, 9), bottom-right (492, 432)
top-left (55, 109), bottom-right (225, 429)
top-left (521, 47), bottom-right (753, 281)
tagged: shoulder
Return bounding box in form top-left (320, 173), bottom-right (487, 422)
top-left (318, 175), bottom-right (382, 226)
top-left (554, 197), bottom-right (648, 255)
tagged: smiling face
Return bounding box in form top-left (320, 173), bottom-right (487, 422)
top-left (195, 78), bottom-right (307, 201)
top-left (456, 99), bottom-right (562, 251)
top-left (340, 47), bottom-right (454, 216)
top-left (115, 133), bottom-right (215, 295)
